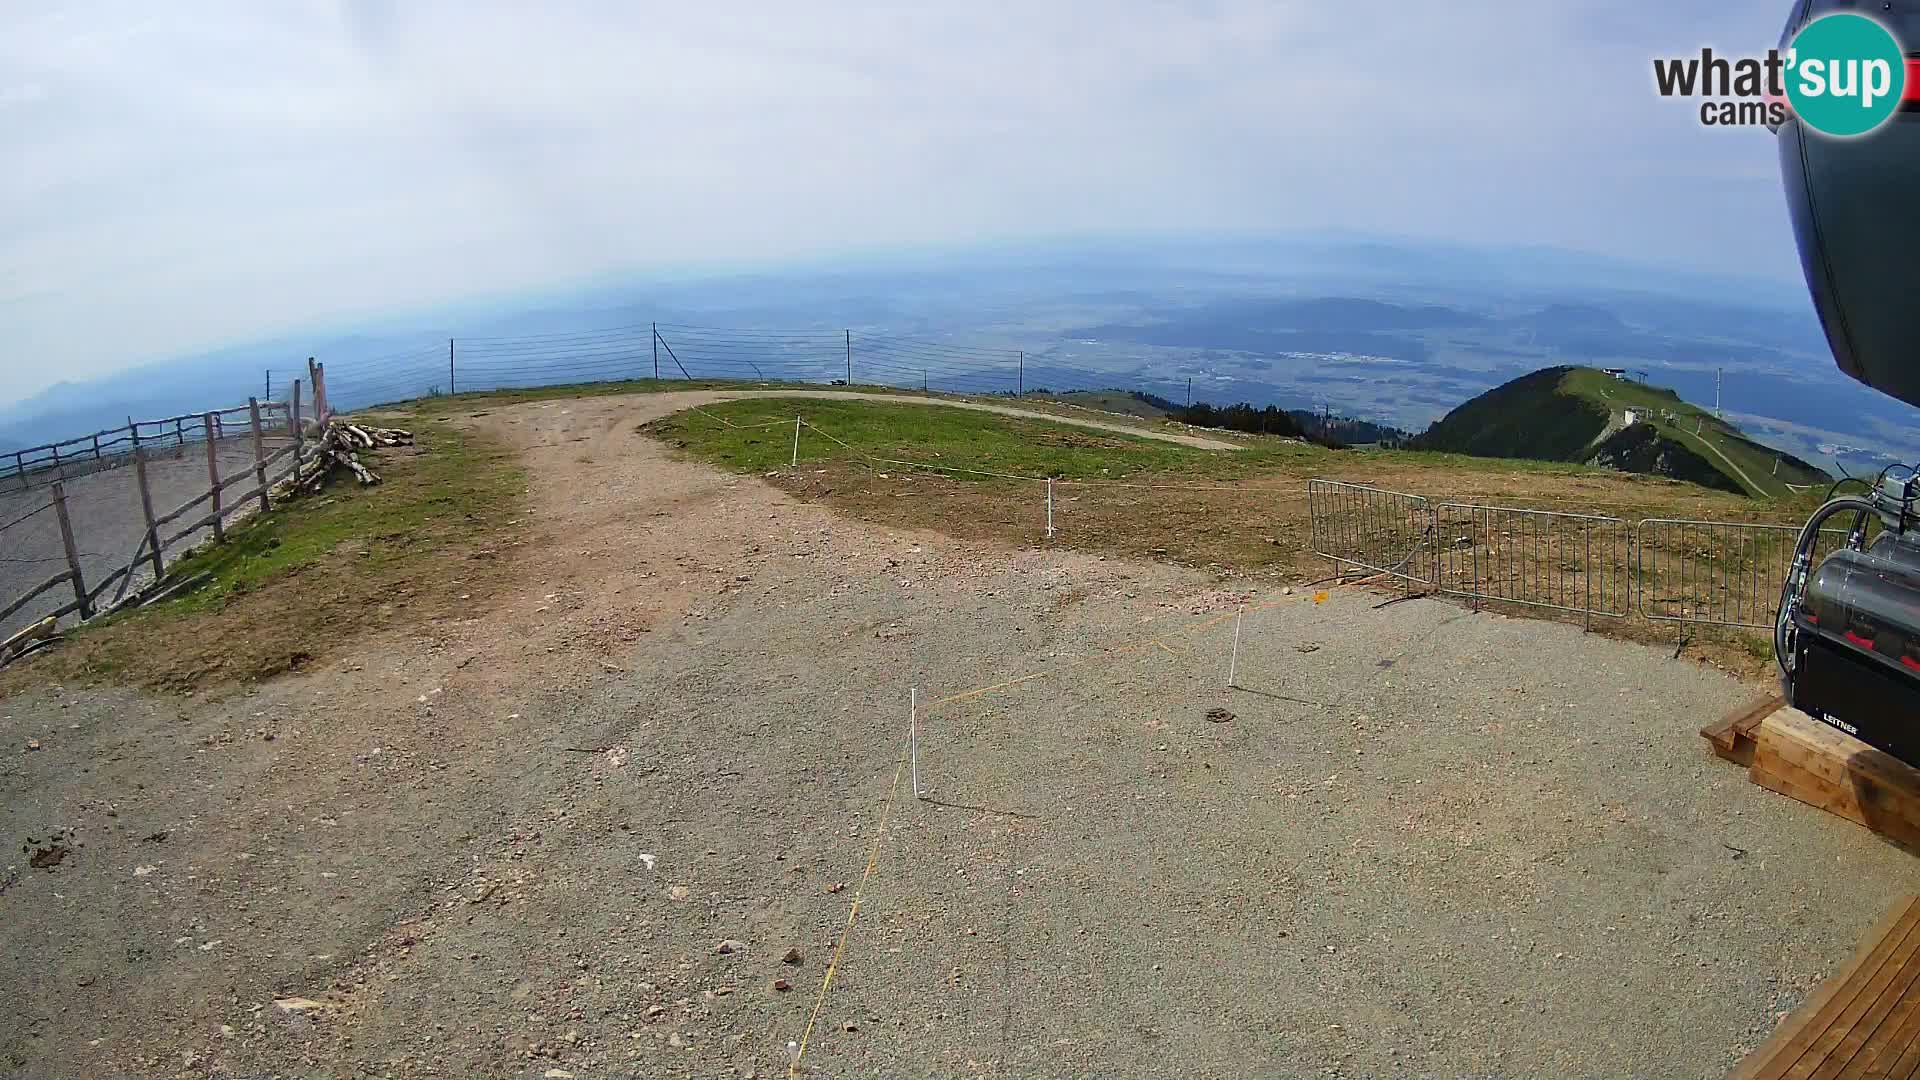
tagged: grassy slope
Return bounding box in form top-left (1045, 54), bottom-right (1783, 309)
top-left (649, 395), bottom-right (1801, 504)
top-left (4, 414), bottom-right (525, 693)
top-left (648, 397), bottom-right (1309, 481)
top-left (653, 396), bottom-right (1794, 678)
top-left (1559, 368), bottom-right (1829, 499)
top-left (1024, 390), bottom-right (1174, 420)
top-left (1412, 367), bottom-right (1611, 461)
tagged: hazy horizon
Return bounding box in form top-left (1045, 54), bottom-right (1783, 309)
top-left (2, 3), bottom-right (1807, 407)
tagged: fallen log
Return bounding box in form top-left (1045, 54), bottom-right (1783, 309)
top-left (0, 616), bottom-right (58, 664)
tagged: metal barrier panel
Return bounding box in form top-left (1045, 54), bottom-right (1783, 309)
top-left (1433, 503), bottom-right (1631, 618)
top-left (1636, 518), bottom-right (1857, 629)
top-left (1307, 479), bottom-right (1435, 584)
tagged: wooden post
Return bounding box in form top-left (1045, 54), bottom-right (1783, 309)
top-left (307, 357), bottom-right (324, 425)
top-left (291, 379), bottom-right (305, 462)
top-left (204, 412), bottom-right (224, 543)
top-left (174, 417), bottom-right (184, 447)
top-left (48, 441), bottom-right (62, 481)
top-left (248, 397), bottom-right (269, 513)
top-left (50, 482), bottom-right (91, 620)
top-left (131, 437), bottom-right (162, 578)
top-left (92, 432), bottom-right (101, 462)
top-left (10, 451), bottom-right (22, 491)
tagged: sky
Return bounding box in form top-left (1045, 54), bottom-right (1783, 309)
top-left (0, 2), bottom-right (1799, 408)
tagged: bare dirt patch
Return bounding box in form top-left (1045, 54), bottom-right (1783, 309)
top-left (0, 389), bottom-right (1901, 1080)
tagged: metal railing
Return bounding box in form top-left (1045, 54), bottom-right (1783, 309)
top-left (1307, 479), bottom-right (1437, 585)
top-left (1307, 479), bottom-right (1841, 632)
top-left (1435, 503), bottom-right (1632, 621)
top-left (1636, 518), bottom-right (1861, 629)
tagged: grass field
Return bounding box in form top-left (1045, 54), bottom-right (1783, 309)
top-left (1562, 368), bottom-right (1829, 499)
top-left (648, 395), bottom-right (1820, 678)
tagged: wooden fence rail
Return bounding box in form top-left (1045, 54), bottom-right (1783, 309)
top-left (1, 369), bottom-right (325, 644)
top-left (7, 400), bottom-right (295, 493)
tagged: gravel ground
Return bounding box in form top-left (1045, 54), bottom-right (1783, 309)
top-left (0, 435), bottom-right (293, 638)
top-left (0, 391), bottom-right (1912, 1080)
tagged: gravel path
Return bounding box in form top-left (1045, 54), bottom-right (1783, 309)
top-left (0, 391), bottom-right (1908, 1080)
top-left (0, 437), bottom-right (293, 639)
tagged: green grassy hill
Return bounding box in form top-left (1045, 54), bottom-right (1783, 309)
top-left (1411, 366), bottom-right (1830, 499)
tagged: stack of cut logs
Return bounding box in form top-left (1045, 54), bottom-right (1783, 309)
top-left (272, 420), bottom-right (413, 497)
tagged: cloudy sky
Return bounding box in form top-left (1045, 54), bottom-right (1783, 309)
top-left (1, 2), bottom-right (1795, 407)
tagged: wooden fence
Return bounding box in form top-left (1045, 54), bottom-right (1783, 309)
top-left (0, 362), bottom-right (333, 647)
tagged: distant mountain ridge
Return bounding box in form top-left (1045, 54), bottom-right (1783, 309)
top-left (1409, 366), bottom-right (1830, 499)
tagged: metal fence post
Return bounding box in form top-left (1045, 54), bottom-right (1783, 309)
top-left (51, 482), bottom-right (91, 621)
top-left (1583, 519), bottom-right (1592, 632)
top-left (1045, 477), bottom-right (1055, 539)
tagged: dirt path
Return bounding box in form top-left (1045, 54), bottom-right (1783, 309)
top-left (0, 390), bottom-right (1909, 1080)
top-left (670, 388), bottom-right (1245, 449)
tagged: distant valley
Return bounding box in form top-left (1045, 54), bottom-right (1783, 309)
top-left (3, 234), bottom-right (1916, 477)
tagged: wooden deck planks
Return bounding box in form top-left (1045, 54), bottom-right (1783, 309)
top-left (1733, 897), bottom-right (1920, 1080)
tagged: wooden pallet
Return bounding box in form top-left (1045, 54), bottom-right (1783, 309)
top-left (1703, 694), bottom-right (1787, 768)
top-left (1732, 895), bottom-right (1920, 1079)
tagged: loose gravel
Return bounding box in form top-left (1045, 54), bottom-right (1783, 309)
top-left (0, 391), bottom-right (1909, 1080)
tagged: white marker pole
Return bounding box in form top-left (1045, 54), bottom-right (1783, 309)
top-left (1227, 612), bottom-right (1243, 688)
top-left (791, 416), bottom-right (802, 468)
top-left (909, 688), bottom-right (921, 799)
top-left (1045, 478), bottom-right (1055, 540)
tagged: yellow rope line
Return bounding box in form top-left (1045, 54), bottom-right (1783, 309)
top-left (791, 750), bottom-right (907, 1077)
top-left (926, 671), bottom-right (1051, 709)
